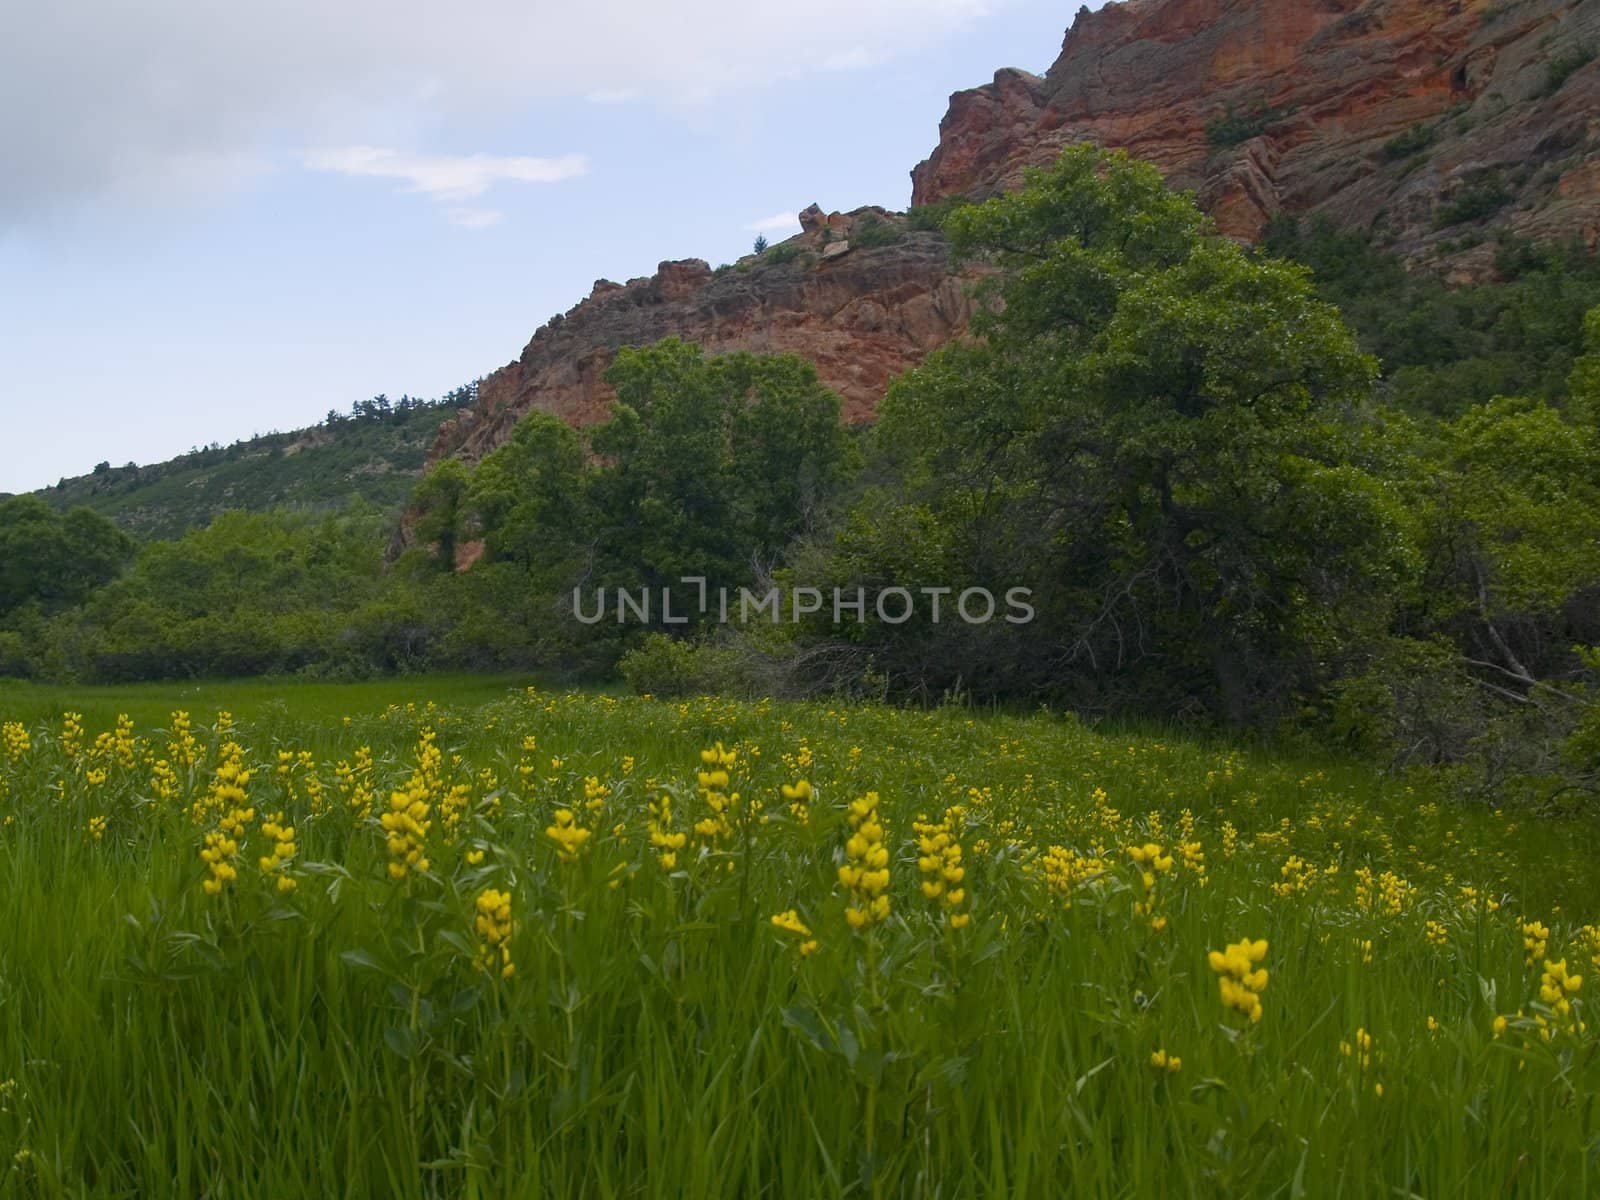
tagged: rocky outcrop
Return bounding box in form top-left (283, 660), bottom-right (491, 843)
top-left (430, 209), bottom-right (977, 465)
top-left (912, 0), bottom-right (1600, 257)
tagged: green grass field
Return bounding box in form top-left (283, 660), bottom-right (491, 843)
top-left (2, 681), bottom-right (1598, 1197)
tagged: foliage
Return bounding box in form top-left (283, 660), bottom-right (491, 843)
top-left (582, 340), bottom-right (856, 598)
top-left (1381, 122), bottom-right (1434, 160)
top-left (1544, 44), bottom-right (1595, 96)
top-left (0, 496), bottom-right (131, 619)
top-left (1435, 179), bottom-right (1513, 229)
top-left (761, 241), bottom-right (809, 267)
top-left (809, 147), bottom-right (1404, 723)
top-left (410, 459), bottom-right (470, 571)
top-left (464, 413), bottom-right (590, 590)
top-left (1204, 100), bottom-right (1286, 147)
top-left (905, 195), bottom-right (972, 232)
top-left (46, 508), bottom-right (393, 681)
top-left (3, 688), bottom-right (1600, 1195)
top-left (616, 632), bottom-right (737, 696)
top-left (1262, 217), bottom-right (1600, 416)
top-left (850, 214), bottom-right (903, 249)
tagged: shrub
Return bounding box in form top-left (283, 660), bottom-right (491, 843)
top-left (906, 196), bottom-right (971, 233)
top-left (1205, 101), bottom-right (1286, 147)
top-left (851, 215), bottom-right (902, 249)
top-left (762, 241), bottom-right (809, 267)
top-left (1545, 45), bottom-right (1595, 97)
top-left (617, 633), bottom-right (736, 697)
top-left (1434, 181), bottom-right (1512, 228)
top-left (1381, 123), bottom-right (1433, 160)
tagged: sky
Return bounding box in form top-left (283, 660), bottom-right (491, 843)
top-left (0, 0), bottom-right (1095, 495)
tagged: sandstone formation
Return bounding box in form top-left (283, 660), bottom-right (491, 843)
top-left (912, 0), bottom-right (1600, 257)
top-left (430, 209), bottom-right (976, 465)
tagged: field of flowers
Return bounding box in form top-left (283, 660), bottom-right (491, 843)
top-left (2, 684), bottom-right (1599, 1197)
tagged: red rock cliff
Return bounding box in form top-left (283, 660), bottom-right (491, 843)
top-left (913, 0), bottom-right (1600, 255)
top-left (430, 208), bottom-right (976, 465)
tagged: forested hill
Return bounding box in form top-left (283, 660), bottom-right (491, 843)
top-left (31, 392), bottom-right (466, 541)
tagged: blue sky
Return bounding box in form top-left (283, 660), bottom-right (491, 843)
top-left (0, 1), bottom-right (1094, 495)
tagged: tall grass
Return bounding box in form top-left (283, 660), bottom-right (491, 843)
top-left (1, 686), bottom-right (1597, 1197)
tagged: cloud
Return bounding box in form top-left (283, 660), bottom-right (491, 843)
top-left (445, 207), bottom-right (505, 229)
top-left (0, 0), bottom-right (1010, 227)
top-left (303, 147), bottom-right (588, 209)
top-left (746, 212), bottom-right (801, 234)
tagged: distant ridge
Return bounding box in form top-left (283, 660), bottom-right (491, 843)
top-left (35, 390), bottom-right (470, 541)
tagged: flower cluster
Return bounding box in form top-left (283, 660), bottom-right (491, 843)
top-left (1208, 938), bottom-right (1269, 1023)
top-left (192, 742), bottom-right (253, 827)
top-left (167, 711), bottom-right (202, 769)
top-left (1177, 838), bottom-right (1207, 887)
top-left (1037, 845), bottom-right (1108, 907)
top-left (1128, 841), bottom-right (1173, 931)
top-left (257, 812), bottom-right (298, 893)
top-left (770, 909), bottom-right (819, 956)
top-left (1272, 855), bottom-right (1320, 898)
top-left (1354, 867), bottom-right (1413, 918)
top-left (694, 742), bottom-right (739, 844)
top-left (1339, 1027), bottom-right (1375, 1070)
top-left (1536, 958), bottom-right (1583, 1038)
top-left (839, 791), bottom-right (890, 929)
top-left (583, 775), bottom-right (611, 815)
top-left (474, 888), bottom-right (515, 978)
top-left (381, 783), bottom-right (432, 880)
top-left (335, 747), bottom-right (375, 819)
top-left (914, 809), bottom-right (970, 929)
top-left (647, 791), bottom-right (686, 870)
top-left (1522, 919), bottom-right (1550, 966)
top-left (1148, 1048), bottom-right (1182, 1074)
top-left (200, 830), bottom-right (240, 895)
top-left (0, 721), bottom-right (29, 761)
top-left (545, 808), bottom-right (591, 863)
top-left (781, 779), bottom-right (813, 825)
top-left (60, 712), bottom-right (84, 760)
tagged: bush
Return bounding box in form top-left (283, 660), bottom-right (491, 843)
top-left (851, 215), bottom-right (902, 249)
top-left (762, 242), bottom-right (809, 267)
top-left (1324, 638), bottom-right (1486, 766)
top-left (0, 631), bottom-right (33, 679)
top-left (1545, 45), bottom-right (1595, 97)
top-left (617, 633), bottom-right (736, 697)
top-left (1381, 123), bottom-right (1433, 160)
top-left (906, 196), bottom-right (970, 233)
top-left (1205, 101), bottom-right (1285, 147)
top-left (1435, 181), bottom-right (1512, 228)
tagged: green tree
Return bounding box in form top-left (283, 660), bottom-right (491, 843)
top-left (411, 459), bottom-right (470, 570)
top-left (828, 146), bottom-right (1410, 720)
top-left (466, 412), bottom-right (590, 589)
top-left (587, 339), bottom-right (854, 598)
top-left (0, 496), bottom-right (131, 617)
top-left (1417, 397), bottom-right (1600, 689)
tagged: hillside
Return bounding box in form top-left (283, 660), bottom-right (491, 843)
top-left (37, 398), bottom-right (459, 541)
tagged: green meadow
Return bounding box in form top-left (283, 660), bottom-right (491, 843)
top-left (2, 681), bottom-right (1598, 1197)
